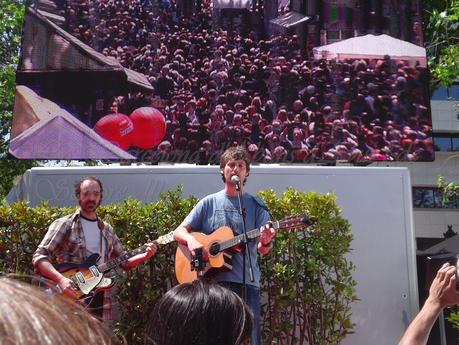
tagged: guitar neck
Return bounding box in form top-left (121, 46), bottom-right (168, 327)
top-left (97, 245), bottom-right (147, 273)
top-left (219, 220), bottom-right (282, 251)
top-left (96, 232), bottom-right (174, 273)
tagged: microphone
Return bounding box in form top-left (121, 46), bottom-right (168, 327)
top-left (231, 175), bottom-right (241, 190)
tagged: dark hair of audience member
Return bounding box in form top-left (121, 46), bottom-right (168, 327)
top-left (145, 280), bottom-right (253, 345)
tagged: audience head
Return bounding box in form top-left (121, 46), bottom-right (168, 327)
top-left (0, 277), bottom-right (118, 345)
top-left (145, 280), bottom-right (253, 345)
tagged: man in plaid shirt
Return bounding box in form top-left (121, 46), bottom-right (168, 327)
top-left (32, 176), bottom-right (157, 321)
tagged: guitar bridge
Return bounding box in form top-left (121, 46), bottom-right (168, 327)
top-left (191, 247), bottom-right (206, 272)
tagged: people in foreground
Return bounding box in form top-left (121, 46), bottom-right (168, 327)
top-left (0, 277), bottom-right (118, 345)
top-left (398, 262), bottom-right (459, 345)
top-left (145, 280), bottom-right (253, 345)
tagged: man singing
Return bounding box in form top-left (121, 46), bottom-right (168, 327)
top-left (174, 146), bottom-right (276, 345)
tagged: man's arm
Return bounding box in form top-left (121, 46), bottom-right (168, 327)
top-left (173, 221), bottom-right (203, 255)
top-left (32, 218), bottom-right (79, 299)
top-left (35, 259), bottom-right (78, 299)
top-left (105, 224), bottom-right (158, 270)
top-left (124, 240), bottom-right (158, 269)
top-left (398, 263), bottom-right (459, 345)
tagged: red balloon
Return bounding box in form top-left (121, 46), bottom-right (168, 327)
top-left (130, 107), bottom-right (166, 149)
top-left (94, 113), bottom-right (134, 150)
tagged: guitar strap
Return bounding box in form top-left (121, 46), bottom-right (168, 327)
top-left (97, 216), bottom-right (106, 265)
top-left (250, 195), bottom-right (273, 220)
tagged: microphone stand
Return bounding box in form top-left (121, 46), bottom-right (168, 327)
top-left (235, 179), bottom-right (254, 302)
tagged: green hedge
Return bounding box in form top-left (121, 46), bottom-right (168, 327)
top-left (0, 186), bottom-right (356, 345)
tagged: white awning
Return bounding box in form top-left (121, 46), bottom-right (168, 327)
top-left (270, 11), bottom-right (311, 29)
top-left (213, 0), bottom-right (252, 9)
top-left (313, 34), bottom-right (427, 67)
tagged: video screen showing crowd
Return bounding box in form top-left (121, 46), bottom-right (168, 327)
top-left (11, 0), bottom-right (433, 163)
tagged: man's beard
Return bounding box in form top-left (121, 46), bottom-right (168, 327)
top-left (80, 200), bottom-right (99, 213)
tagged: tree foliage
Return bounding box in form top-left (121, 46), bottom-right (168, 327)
top-left (0, 0), bottom-right (36, 198)
top-left (0, 0), bottom-right (25, 115)
top-left (423, 0), bottom-right (459, 90)
top-left (259, 188), bottom-right (356, 345)
top-left (438, 175), bottom-right (459, 203)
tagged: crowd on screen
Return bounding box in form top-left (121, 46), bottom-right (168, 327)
top-left (66, 0), bottom-right (434, 163)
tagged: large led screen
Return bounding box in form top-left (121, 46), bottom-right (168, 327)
top-left (10, 0), bottom-right (433, 163)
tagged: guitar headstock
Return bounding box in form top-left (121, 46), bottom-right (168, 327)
top-left (155, 231), bottom-right (175, 245)
top-left (278, 214), bottom-right (316, 231)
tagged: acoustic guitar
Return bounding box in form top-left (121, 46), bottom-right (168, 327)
top-left (54, 232), bottom-right (174, 300)
top-left (175, 214), bottom-right (314, 284)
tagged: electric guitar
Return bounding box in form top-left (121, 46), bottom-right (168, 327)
top-left (175, 214), bottom-right (314, 284)
top-left (54, 232), bottom-right (174, 300)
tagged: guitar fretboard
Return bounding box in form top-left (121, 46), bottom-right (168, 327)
top-left (97, 232), bottom-right (174, 273)
top-left (98, 245), bottom-right (147, 273)
top-left (219, 220), bottom-right (281, 251)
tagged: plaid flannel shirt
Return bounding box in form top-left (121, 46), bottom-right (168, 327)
top-left (32, 211), bottom-right (125, 321)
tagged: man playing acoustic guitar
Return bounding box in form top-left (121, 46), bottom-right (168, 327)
top-left (32, 176), bottom-right (157, 321)
top-left (173, 146), bottom-right (276, 345)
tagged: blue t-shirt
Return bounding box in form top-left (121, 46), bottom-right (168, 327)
top-left (184, 190), bottom-right (271, 287)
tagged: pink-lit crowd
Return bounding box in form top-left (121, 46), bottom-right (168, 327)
top-left (67, 0), bottom-right (433, 162)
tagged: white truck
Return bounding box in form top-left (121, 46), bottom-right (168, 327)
top-left (7, 165), bottom-right (418, 345)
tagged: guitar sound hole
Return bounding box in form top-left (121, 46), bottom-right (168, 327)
top-left (209, 243), bottom-right (221, 256)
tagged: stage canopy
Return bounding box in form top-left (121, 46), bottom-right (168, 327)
top-left (213, 0), bottom-right (252, 9)
top-left (313, 34), bottom-right (427, 67)
top-left (270, 11), bottom-right (311, 29)
top-left (10, 86), bottom-right (135, 160)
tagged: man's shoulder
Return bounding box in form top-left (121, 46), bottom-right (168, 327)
top-left (189, 191), bottom-right (226, 213)
top-left (98, 217), bottom-right (115, 232)
top-left (247, 194), bottom-right (270, 213)
top-left (51, 211), bottom-right (78, 227)
top-left (199, 190), bottom-right (225, 202)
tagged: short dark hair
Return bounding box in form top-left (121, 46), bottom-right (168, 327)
top-left (74, 176), bottom-right (103, 199)
top-left (145, 280), bottom-right (253, 345)
top-left (219, 146), bottom-right (251, 172)
top-left (219, 146), bottom-right (251, 184)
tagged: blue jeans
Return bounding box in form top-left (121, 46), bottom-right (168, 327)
top-left (221, 282), bottom-right (261, 345)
